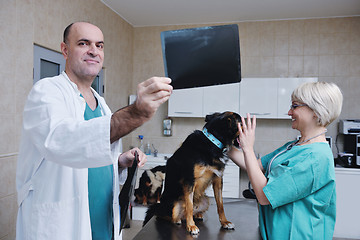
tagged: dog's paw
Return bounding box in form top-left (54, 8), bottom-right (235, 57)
top-left (221, 221), bottom-right (235, 230)
top-left (187, 225), bottom-right (200, 235)
top-left (194, 213), bottom-right (204, 221)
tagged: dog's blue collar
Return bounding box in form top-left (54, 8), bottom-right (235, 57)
top-left (202, 128), bottom-right (224, 149)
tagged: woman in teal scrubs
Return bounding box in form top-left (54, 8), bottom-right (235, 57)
top-left (229, 82), bottom-right (343, 239)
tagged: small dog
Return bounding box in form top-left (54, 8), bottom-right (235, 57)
top-left (134, 165), bottom-right (166, 206)
top-left (143, 111), bottom-right (241, 235)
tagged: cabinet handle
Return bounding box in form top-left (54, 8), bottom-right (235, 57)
top-left (174, 112), bottom-right (193, 114)
top-left (250, 113), bottom-right (271, 116)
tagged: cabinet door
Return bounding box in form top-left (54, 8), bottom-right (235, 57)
top-left (334, 168), bottom-right (360, 239)
top-left (277, 78), bottom-right (317, 119)
top-left (221, 165), bottom-right (240, 198)
top-left (240, 78), bottom-right (278, 118)
top-left (203, 83), bottom-right (240, 116)
top-left (205, 163), bottom-right (240, 198)
top-left (168, 88), bottom-right (203, 117)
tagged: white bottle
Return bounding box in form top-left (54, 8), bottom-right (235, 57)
top-left (138, 135), bottom-right (144, 152)
top-left (145, 142), bottom-right (151, 155)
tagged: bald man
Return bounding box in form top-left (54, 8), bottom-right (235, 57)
top-left (16, 22), bottom-right (172, 240)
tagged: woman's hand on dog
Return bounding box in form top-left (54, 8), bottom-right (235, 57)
top-left (118, 148), bottom-right (147, 168)
top-left (237, 113), bottom-right (256, 153)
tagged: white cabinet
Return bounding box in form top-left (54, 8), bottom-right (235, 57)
top-left (333, 168), bottom-right (360, 239)
top-left (168, 88), bottom-right (203, 117)
top-left (203, 83), bottom-right (240, 115)
top-left (240, 78), bottom-right (317, 119)
top-left (239, 78), bottom-right (278, 118)
top-left (277, 78), bottom-right (317, 119)
top-left (205, 161), bottom-right (240, 198)
top-left (168, 83), bottom-right (240, 118)
top-left (168, 78), bottom-right (317, 119)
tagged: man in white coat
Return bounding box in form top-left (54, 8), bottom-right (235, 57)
top-left (16, 22), bottom-right (172, 240)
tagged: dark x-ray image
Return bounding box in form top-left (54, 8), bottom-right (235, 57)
top-left (161, 24), bottom-right (241, 90)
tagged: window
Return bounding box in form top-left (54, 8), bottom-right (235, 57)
top-left (33, 45), bottom-right (104, 96)
top-left (33, 45), bottom-right (65, 84)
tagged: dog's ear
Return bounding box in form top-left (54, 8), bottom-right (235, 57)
top-left (205, 112), bottom-right (221, 122)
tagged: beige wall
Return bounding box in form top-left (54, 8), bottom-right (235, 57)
top-left (0, 0), bottom-right (133, 239)
top-left (131, 17), bottom-right (360, 155)
top-left (0, 0), bottom-right (359, 238)
top-left (130, 17), bottom-right (360, 196)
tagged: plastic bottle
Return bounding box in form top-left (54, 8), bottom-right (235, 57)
top-left (138, 135), bottom-right (144, 152)
top-left (145, 142), bottom-right (151, 155)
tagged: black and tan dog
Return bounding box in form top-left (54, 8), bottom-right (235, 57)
top-left (143, 111), bottom-right (241, 235)
top-left (134, 165), bottom-right (166, 206)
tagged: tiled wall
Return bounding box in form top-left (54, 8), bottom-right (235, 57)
top-left (130, 17), bottom-right (360, 154)
top-left (1, 1), bottom-right (359, 238)
top-left (0, 0), bottom-right (133, 239)
top-left (130, 17), bottom-right (360, 196)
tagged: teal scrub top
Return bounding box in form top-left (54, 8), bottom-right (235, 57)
top-left (84, 101), bottom-right (114, 240)
top-left (260, 141), bottom-right (336, 240)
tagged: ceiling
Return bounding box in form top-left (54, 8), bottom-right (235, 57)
top-left (101, 0), bottom-right (360, 27)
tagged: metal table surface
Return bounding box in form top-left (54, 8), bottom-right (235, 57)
top-left (133, 198), bottom-right (261, 240)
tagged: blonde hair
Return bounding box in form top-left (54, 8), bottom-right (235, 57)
top-left (291, 82), bottom-right (343, 127)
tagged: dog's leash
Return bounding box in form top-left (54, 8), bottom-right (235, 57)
top-left (119, 150), bottom-right (139, 233)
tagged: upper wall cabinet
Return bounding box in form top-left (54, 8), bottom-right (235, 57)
top-left (239, 78), bottom-right (278, 118)
top-left (168, 82), bottom-right (240, 118)
top-left (168, 87), bottom-right (203, 117)
top-left (203, 83), bottom-right (240, 116)
top-left (168, 78), bottom-right (317, 119)
top-left (277, 78), bottom-right (317, 118)
top-left (239, 78), bottom-right (317, 119)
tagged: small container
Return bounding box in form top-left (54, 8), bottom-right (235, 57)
top-left (163, 118), bottom-right (172, 136)
top-left (145, 142), bottom-right (151, 155)
top-left (152, 144), bottom-right (158, 157)
top-left (138, 135), bottom-right (144, 152)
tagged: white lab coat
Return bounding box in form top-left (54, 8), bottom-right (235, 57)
top-left (16, 72), bottom-right (126, 240)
